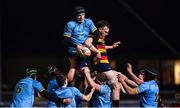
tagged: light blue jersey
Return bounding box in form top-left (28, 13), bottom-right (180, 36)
top-left (64, 18), bottom-right (96, 45)
top-left (91, 84), bottom-right (111, 107)
top-left (54, 86), bottom-right (83, 108)
top-left (10, 77), bottom-right (44, 107)
top-left (63, 18), bottom-right (97, 55)
top-left (46, 78), bottom-right (59, 107)
top-left (138, 80), bottom-right (159, 107)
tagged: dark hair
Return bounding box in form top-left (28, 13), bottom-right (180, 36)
top-left (56, 73), bottom-right (67, 87)
top-left (140, 68), bottom-right (157, 81)
top-left (96, 20), bottom-right (110, 29)
top-left (73, 6), bottom-right (85, 16)
top-left (47, 66), bottom-right (60, 79)
top-left (25, 67), bottom-right (37, 79)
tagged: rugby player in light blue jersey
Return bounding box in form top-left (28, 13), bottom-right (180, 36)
top-left (83, 71), bottom-right (111, 107)
top-left (126, 63), bottom-right (165, 107)
top-left (54, 73), bottom-right (95, 107)
top-left (10, 67), bottom-right (71, 107)
top-left (63, 6), bottom-right (99, 85)
top-left (46, 66), bottom-right (61, 107)
top-left (118, 67), bottom-right (159, 107)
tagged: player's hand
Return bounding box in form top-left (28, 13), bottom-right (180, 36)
top-left (118, 75), bottom-right (124, 82)
top-left (112, 41), bottom-right (121, 49)
top-left (76, 45), bottom-right (83, 55)
top-left (118, 73), bottom-right (126, 82)
top-left (120, 76), bottom-right (126, 82)
top-left (63, 98), bottom-right (72, 105)
top-left (96, 51), bottom-right (101, 59)
top-left (127, 63), bottom-right (133, 73)
top-left (93, 56), bottom-right (99, 63)
top-left (93, 51), bottom-right (101, 63)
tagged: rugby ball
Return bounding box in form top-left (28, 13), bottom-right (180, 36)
top-left (77, 46), bottom-right (91, 58)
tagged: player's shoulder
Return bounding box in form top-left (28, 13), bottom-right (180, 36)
top-left (23, 77), bottom-right (34, 82)
top-left (70, 86), bottom-right (78, 90)
top-left (62, 87), bottom-right (74, 94)
top-left (101, 84), bottom-right (111, 90)
top-left (65, 20), bottom-right (77, 29)
top-left (60, 86), bottom-right (73, 91)
top-left (145, 80), bottom-right (156, 85)
top-left (32, 79), bottom-right (42, 84)
top-left (139, 81), bottom-right (149, 87)
top-left (84, 18), bottom-right (93, 23)
top-left (66, 19), bottom-right (76, 25)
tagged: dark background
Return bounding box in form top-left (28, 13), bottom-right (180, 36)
top-left (2, 0), bottom-right (180, 90)
top-left (1, 0), bottom-right (180, 106)
top-left (2, 0), bottom-right (180, 57)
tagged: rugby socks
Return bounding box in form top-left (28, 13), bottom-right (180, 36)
top-left (112, 100), bottom-right (119, 107)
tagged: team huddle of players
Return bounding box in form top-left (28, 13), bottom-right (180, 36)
top-left (9, 6), bottom-right (160, 108)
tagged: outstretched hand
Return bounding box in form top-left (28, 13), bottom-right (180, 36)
top-left (127, 63), bottom-right (133, 73)
top-left (112, 41), bottom-right (121, 49)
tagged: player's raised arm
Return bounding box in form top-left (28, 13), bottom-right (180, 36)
top-left (83, 70), bottom-right (101, 91)
top-left (127, 63), bottom-right (143, 84)
top-left (105, 41), bottom-right (121, 50)
top-left (82, 87), bottom-right (95, 101)
top-left (118, 74), bottom-right (138, 95)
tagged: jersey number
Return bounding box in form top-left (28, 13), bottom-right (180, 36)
top-left (16, 86), bottom-right (22, 93)
top-left (154, 93), bottom-right (159, 102)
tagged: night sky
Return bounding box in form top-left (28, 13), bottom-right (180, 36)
top-left (2, 0), bottom-right (180, 59)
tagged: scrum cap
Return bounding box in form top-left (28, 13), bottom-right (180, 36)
top-left (140, 69), bottom-right (157, 76)
top-left (73, 6), bottom-right (85, 15)
top-left (26, 67), bottom-right (37, 78)
top-left (47, 65), bottom-right (60, 78)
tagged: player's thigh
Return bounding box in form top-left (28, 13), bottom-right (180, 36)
top-left (103, 70), bottom-right (117, 81)
top-left (69, 56), bottom-right (77, 64)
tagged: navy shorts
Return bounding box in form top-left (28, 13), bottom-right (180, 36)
top-left (93, 63), bottom-right (112, 73)
top-left (68, 47), bottom-right (89, 69)
top-left (76, 57), bottom-right (89, 69)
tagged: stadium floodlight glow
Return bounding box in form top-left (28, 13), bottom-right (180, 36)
top-left (175, 60), bottom-right (180, 85)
